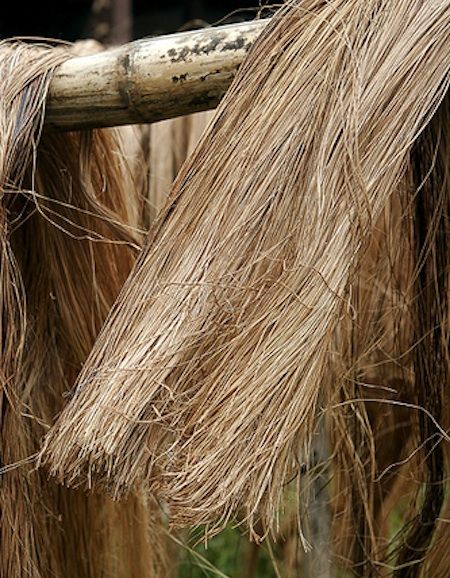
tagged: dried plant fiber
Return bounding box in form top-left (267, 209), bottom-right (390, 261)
top-left (145, 111), bottom-right (214, 224)
top-left (68, 38), bottom-right (214, 229)
top-left (394, 92), bottom-right (449, 578)
top-left (41, 0), bottom-right (450, 551)
top-left (0, 42), bottom-right (171, 578)
top-left (329, 90), bottom-right (449, 577)
top-left (279, 94), bottom-right (449, 577)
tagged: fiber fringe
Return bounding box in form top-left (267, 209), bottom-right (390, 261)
top-left (40, 2), bottom-right (450, 564)
top-left (0, 42), bottom-right (171, 578)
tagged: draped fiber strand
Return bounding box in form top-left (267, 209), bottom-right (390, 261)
top-left (0, 42), bottom-right (172, 578)
top-left (40, 0), bottom-right (450, 552)
top-left (34, 2), bottom-right (450, 576)
top-left (329, 93), bottom-right (449, 577)
top-left (395, 94), bottom-right (449, 578)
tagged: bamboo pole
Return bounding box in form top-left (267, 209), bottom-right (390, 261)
top-left (46, 20), bottom-right (269, 130)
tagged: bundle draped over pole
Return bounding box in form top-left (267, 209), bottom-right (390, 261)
top-left (0, 1), bottom-right (448, 577)
top-left (0, 41), bottom-right (172, 578)
top-left (39, 1), bottom-right (450, 576)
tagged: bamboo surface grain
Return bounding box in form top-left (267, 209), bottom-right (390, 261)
top-left (46, 20), bottom-right (269, 130)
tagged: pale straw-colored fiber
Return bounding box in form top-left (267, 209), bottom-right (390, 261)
top-left (40, 0), bottom-right (450, 554)
top-left (34, 2), bottom-right (450, 576)
top-left (140, 111), bottom-right (215, 226)
top-left (0, 42), bottom-right (172, 578)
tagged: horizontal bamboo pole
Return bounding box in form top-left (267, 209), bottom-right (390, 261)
top-left (46, 20), bottom-right (269, 130)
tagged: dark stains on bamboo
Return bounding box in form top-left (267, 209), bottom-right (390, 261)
top-left (166, 34), bottom-right (250, 64)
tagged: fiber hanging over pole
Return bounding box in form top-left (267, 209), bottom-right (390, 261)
top-left (40, 9), bottom-right (450, 578)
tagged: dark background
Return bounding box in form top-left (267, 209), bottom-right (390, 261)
top-left (1, 0), bottom-right (278, 43)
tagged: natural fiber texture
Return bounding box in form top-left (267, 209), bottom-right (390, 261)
top-left (330, 91), bottom-right (450, 577)
top-left (139, 111), bottom-right (214, 227)
top-left (394, 93), bottom-right (449, 578)
top-left (0, 42), bottom-right (171, 578)
top-left (40, 0), bottom-right (450, 547)
top-left (331, 188), bottom-right (416, 575)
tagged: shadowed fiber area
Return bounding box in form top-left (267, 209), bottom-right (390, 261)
top-left (37, 1), bottom-right (449, 575)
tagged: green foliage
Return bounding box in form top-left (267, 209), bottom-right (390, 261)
top-left (177, 526), bottom-right (279, 578)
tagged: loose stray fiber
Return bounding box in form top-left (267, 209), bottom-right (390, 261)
top-left (40, 0), bottom-right (450, 550)
top-left (393, 93), bottom-right (450, 578)
top-left (329, 92), bottom-right (450, 577)
top-left (0, 42), bottom-right (172, 578)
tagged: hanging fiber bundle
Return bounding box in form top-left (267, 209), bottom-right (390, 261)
top-left (134, 111), bottom-right (215, 228)
top-left (41, 0), bottom-right (450, 554)
top-left (0, 42), bottom-right (172, 578)
top-left (394, 93), bottom-right (449, 578)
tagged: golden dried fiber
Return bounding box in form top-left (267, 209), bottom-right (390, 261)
top-left (0, 42), bottom-right (171, 578)
top-left (141, 111), bottom-right (214, 226)
top-left (329, 179), bottom-right (416, 573)
top-left (394, 92), bottom-right (449, 578)
top-left (330, 92), bottom-right (450, 576)
top-left (40, 0), bottom-right (450, 546)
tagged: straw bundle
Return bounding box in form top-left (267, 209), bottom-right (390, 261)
top-left (40, 0), bottom-right (450, 550)
top-left (144, 112), bottom-right (214, 225)
top-left (0, 42), bottom-right (172, 578)
top-left (329, 88), bottom-right (450, 576)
